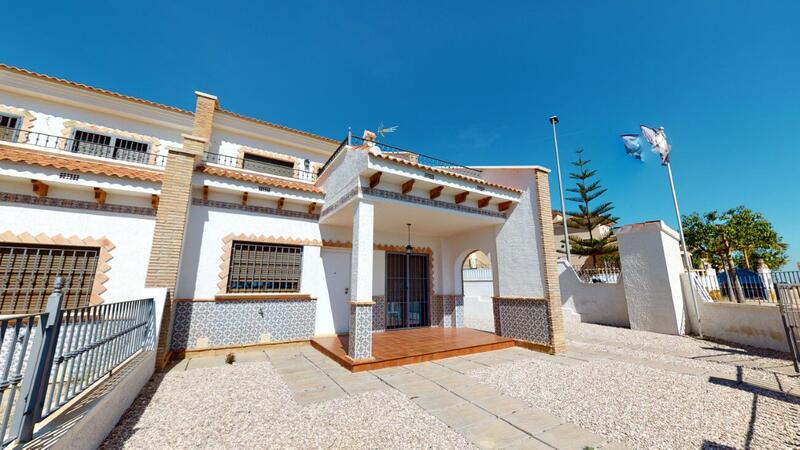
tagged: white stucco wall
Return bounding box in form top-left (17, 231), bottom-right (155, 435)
top-left (699, 302), bottom-right (789, 352)
top-left (177, 204), bottom-right (324, 299)
top-left (558, 260), bottom-right (629, 327)
top-left (0, 202), bottom-right (155, 301)
top-left (480, 168), bottom-right (546, 298)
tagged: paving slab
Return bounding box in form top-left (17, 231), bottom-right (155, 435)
top-left (407, 361), bottom-right (458, 380)
top-left (166, 359), bottom-right (189, 373)
top-left (499, 437), bottom-right (557, 450)
top-left (428, 402), bottom-right (496, 431)
top-left (441, 380), bottom-right (501, 400)
top-left (535, 423), bottom-right (606, 450)
top-left (374, 370), bottom-right (427, 385)
top-left (284, 374), bottom-right (338, 392)
top-left (459, 418), bottom-right (530, 450)
top-left (470, 394), bottom-right (529, 417)
top-left (231, 350), bottom-right (268, 363)
top-left (391, 380), bottom-right (448, 397)
top-left (411, 390), bottom-right (466, 411)
top-left (339, 379), bottom-right (390, 395)
top-left (292, 385), bottom-right (346, 405)
top-left (503, 407), bottom-right (563, 435)
top-left (435, 357), bottom-right (486, 373)
top-left (185, 355), bottom-right (228, 370)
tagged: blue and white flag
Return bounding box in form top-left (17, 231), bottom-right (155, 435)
top-left (621, 134), bottom-right (644, 161)
top-left (640, 125), bottom-right (671, 165)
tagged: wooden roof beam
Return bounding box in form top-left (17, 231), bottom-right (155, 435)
top-left (151, 194), bottom-right (159, 209)
top-left (369, 171), bottom-right (382, 188)
top-left (498, 201), bottom-right (512, 212)
top-left (308, 202), bottom-right (316, 215)
top-left (30, 180), bottom-right (48, 197)
top-left (402, 179), bottom-right (415, 194)
top-left (241, 191), bottom-right (248, 206)
top-left (477, 196), bottom-right (492, 208)
top-left (429, 186), bottom-right (444, 200)
top-left (93, 187), bottom-right (107, 205)
top-left (454, 191), bottom-right (469, 205)
top-left (277, 197), bottom-right (285, 210)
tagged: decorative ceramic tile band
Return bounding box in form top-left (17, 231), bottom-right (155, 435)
top-left (192, 197), bottom-right (319, 220)
top-left (348, 303), bottom-right (373, 359)
top-left (372, 296), bottom-right (386, 332)
top-left (320, 186), bottom-right (358, 218)
top-left (362, 187), bottom-right (506, 218)
top-left (169, 298), bottom-right (317, 350)
top-left (431, 294), bottom-right (464, 328)
top-left (492, 297), bottom-right (552, 345)
top-left (0, 192), bottom-right (156, 217)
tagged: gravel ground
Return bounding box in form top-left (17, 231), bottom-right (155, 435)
top-left (102, 360), bottom-right (472, 449)
top-left (471, 323), bottom-right (800, 450)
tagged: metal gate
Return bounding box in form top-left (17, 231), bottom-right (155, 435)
top-left (385, 252), bottom-right (429, 329)
top-left (776, 283), bottom-right (800, 372)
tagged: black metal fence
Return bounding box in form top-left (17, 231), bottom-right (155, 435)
top-left (0, 279), bottom-right (154, 445)
top-left (776, 284), bottom-right (800, 372)
top-left (317, 137), bottom-right (349, 178)
top-left (0, 126), bottom-right (166, 167)
top-left (694, 270), bottom-right (800, 304)
top-left (351, 136), bottom-right (484, 179)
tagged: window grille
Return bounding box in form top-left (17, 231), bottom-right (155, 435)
top-left (0, 244), bottom-right (99, 314)
top-left (71, 130), bottom-right (149, 163)
top-left (227, 242), bottom-right (302, 293)
top-left (0, 114), bottom-right (21, 141)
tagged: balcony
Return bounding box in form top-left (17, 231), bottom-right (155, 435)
top-left (0, 126), bottom-right (167, 167)
top-left (351, 136), bottom-right (483, 179)
top-left (202, 152), bottom-right (317, 182)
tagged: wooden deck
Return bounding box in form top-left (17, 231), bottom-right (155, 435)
top-left (311, 327), bottom-right (516, 372)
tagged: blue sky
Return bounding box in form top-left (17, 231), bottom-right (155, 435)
top-left (3, 1), bottom-right (799, 268)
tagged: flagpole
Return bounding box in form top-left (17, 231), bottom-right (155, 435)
top-left (549, 116), bottom-right (571, 262)
top-left (665, 161), bottom-right (703, 337)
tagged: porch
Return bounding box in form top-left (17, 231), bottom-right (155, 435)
top-left (311, 327), bottom-right (516, 372)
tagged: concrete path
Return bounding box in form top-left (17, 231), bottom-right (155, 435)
top-left (176, 346), bottom-right (629, 449)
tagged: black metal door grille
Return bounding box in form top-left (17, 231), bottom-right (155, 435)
top-left (0, 244), bottom-right (99, 314)
top-left (776, 284), bottom-right (800, 372)
top-left (227, 242), bottom-right (303, 293)
top-left (386, 252), bottom-right (429, 329)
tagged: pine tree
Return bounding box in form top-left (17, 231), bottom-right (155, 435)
top-left (565, 148), bottom-right (619, 267)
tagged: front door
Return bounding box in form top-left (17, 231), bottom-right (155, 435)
top-left (386, 252), bottom-right (430, 329)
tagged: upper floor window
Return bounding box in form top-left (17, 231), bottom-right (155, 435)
top-left (71, 130), bottom-right (150, 164)
top-left (0, 114), bottom-right (21, 142)
top-left (242, 153), bottom-right (296, 178)
top-left (226, 242), bottom-right (303, 293)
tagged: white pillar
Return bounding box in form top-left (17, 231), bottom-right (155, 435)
top-left (617, 221), bottom-right (688, 335)
top-left (348, 200), bottom-right (374, 360)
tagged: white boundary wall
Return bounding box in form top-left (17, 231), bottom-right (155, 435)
top-left (558, 260), bottom-right (629, 327)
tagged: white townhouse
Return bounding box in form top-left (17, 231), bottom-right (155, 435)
top-left (0, 64), bottom-right (564, 368)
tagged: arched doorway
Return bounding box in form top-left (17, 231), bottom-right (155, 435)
top-left (461, 250), bottom-right (494, 332)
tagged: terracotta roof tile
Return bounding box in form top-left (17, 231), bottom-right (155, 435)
top-left (371, 151), bottom-right (523, 194)
top-left (0, 146), bottom-right (162, 182)
top-left (197, 164), bottom-right (324, 194)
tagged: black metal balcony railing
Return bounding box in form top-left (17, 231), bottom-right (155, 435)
top-left (203, 152), bottom-right (317, 182)
top-left (351, 135), bottom-right (483, 179)
top-left (0, 126), bottom-right (167, 167)
top-left (317, 136), bottom-right (349, 178)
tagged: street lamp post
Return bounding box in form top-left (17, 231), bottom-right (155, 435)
top-left (549, 116), bottom-right (571, 262)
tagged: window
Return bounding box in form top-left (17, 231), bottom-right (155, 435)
top-left (0, 114), bottom-right (21, 142)
top-left (242, 153), bottom-right (296, 178)
top-left (227, 242), bottom-right (302, 293)
top-left (72, 130), bottom-right (150, 163)
top-left (0, 244), bottom-right (99, 314)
